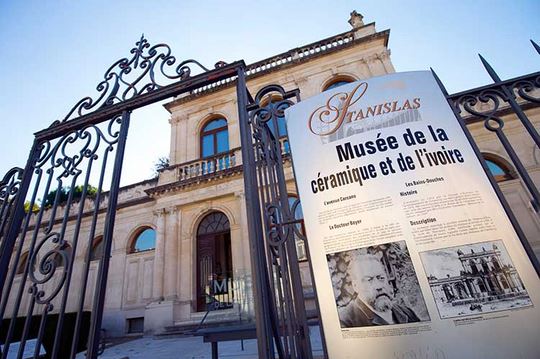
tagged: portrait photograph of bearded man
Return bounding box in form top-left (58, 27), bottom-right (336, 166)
top-left (327, 240), bottom-right (430, 328)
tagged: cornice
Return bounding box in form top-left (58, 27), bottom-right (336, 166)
top-left (164, 28), bottom-right (390, 110)
top-left (146, 165), bottom-right (244, 197)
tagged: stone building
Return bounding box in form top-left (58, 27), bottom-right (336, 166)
top-left (4, 12), bottom-right (540, 338)
top-left (428, 243), bottom-right (527, 305)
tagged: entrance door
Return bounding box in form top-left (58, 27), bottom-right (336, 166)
top-left (196, 212), bottom-right (232, 311)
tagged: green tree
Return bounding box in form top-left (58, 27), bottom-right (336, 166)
top-left (153, 156), bottom-right (170, 177)
top-left (43, 185), bottom-right (98, 208)
top-left (43, 187), bottom-right (69, 208)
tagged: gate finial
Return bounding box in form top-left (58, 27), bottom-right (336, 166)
top-left (430, 68), bottom-right (449, 97)
top-left (478, 54), bottom-right (502, 83)
top-left (531, 39), bottom-right (540, 55)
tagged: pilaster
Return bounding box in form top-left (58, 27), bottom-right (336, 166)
top-left (164, 206), bottom-right (179, 300)
top-left (152, 208), bottom-right (167, 300)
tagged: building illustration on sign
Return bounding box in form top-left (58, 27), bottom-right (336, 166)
top-left (421, 241), bottom-right (532, 319)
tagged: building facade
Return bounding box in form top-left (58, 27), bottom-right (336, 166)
top-left (428, 244), bottom-right (527, 304)
top-left (4, 12), bottom-right (540, 338)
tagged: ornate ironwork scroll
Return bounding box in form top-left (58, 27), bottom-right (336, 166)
top-left (0, 167), bottom-right (23, 247)
top-left (56, 35), bottom-right (222, 126)
top-left (448, 47), bottom-right (540, 213)
top-left (0, 33), bottom-right (244, 359)
top-left (432, 44), bottom-right (540, 275)
top-left (0, 113), bottom-right (129, 359)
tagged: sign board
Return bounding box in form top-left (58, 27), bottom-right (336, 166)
top-left (285, 71), bottom-right (540, 359)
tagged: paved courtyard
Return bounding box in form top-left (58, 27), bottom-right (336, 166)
top-left (90, 326), bottom-right (324, 359)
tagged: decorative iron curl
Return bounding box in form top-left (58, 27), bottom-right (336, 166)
top-left (251, 106), bottom-right (273, 126)
top-left (248, 84), bottom-right (298, 131)
top-left (512, 74), bottom-right (540, 104)
top-left (28, 232), bottom-right (69, 304)
top-left (265, 204), bottom-right (290, 247)
top-left (37, 115), bottom-right (122, 178)
top-left (252, 84), bottom-right (290, 104)
top-left (56, 35), bottom-right (221, 125)
top-left (0, 167), bottom-right (23, 203)
top-left (249, 94), bottom-right (295, 165)
top-left (0, 167), bottom-right (24, 240)
top-left (456, 88), bottom-right (507, 133)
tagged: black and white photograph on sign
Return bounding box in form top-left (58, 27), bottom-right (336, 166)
top-left (420, 240), bottom-right (533, 319)
top-left (327, 240), bottom-right (430, 328)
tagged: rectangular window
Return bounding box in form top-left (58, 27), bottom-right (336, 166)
top-left (202, 135), bottom-right (214, 157)
top-left (127, 317), bottom-right (144, 334)
top-left (216, 131), bottom-right (229, 154)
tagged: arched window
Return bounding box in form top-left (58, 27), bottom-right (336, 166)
top-left (90, 236), bottom-right (104, 261)
top-left (197, 212), bottom-right (230, 235)
top-left (196, 211), bottom-right (232, 311)
top-left (258, 95), bottom-right (289, 154)
top-left (288, 194), bottom-right (307, 261)
top-left (323, 76), bottom-right (355, 92)
top-left (16, 251), bottom-right (30, 275)
top-left (200, 118), bottom-right (229, 158)
top-left (482, 154), bottom-right (514, 182)
top-left (129, 227), bottom-right (156, 253)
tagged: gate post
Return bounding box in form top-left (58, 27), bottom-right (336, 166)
top-left (235, 67), bottom-right (276, 358)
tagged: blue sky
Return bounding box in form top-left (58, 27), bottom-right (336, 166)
top-left (1, 0), bottom-right (538, 186)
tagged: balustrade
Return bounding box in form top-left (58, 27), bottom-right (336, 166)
top-left (170, 148), bottom-right (241, 182)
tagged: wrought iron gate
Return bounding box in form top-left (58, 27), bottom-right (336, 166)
top-left (0, 111), bottom-right (131, 359)
top-left (235, 70), bottom-right (324, 358)
top-left (0, 36), bottom-right (245, 359)
top-left (433, 41), bottom-right (540, 275)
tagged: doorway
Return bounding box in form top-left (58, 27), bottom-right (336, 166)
top-left (196, 211), bottom-right (232, 312)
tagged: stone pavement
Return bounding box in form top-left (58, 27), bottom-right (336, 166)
top-left (91, 326), bottom-right (324, 359)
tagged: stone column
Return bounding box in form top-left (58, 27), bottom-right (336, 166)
top-left (376, 50), bottom-right (394, 74)
top-left (359, 58), bottom-right (373, 78)
top-left (169, 117), bottom-right (178, 164)
top-left (164, 206), bottom-right (179, 300)
top-left (152, 208), bottom-right (167, 300)
top-left (366, 53), bottom-right (385, 77)
top-left (235, 190), bottom-right (255, 320)
top-left (174, 209), bottom-right (193, 322)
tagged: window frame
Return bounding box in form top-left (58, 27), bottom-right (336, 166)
top-left (128, 227), bottom-right (157, 254)
top-left (482, 153), bottom-right (515, 183)
top-left (322, 75), bottom-right (356, 92)
top-left (90, 236), bottom-right (104, 262)
top-left (200, 118), bottom-right (229, 159)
